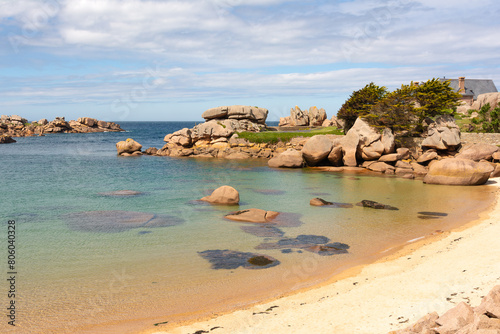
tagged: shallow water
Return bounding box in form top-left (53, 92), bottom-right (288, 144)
top-left (0, 122), bottom-right (495, 333)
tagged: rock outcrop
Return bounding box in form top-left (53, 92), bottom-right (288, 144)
top-left (200, 185), bottom-right (240, 205)
top-left (456, 143), bottom-right (500, 161)
top-left (159, 105), bottom-right (269, 158)
top-left (471, 92), bottom-right (500, 111)
top-left (116, 138), bottom-right (143, 156)
top-left (279, 106), bottom-right (329, 127)
top-left (0, 115), bottom-right (123, 138)
top-left (390, 285), bottom-right (500, 334)
top-left (0, 135), bottom-right (16, 144)
top-left (423, 158), bottom-right (494, 185)
top-left (421, 115), bottom-right (461, 151)
top-left (202, 105), bottom-right (268, 124)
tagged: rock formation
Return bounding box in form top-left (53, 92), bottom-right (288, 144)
top-left (0, 135), bottom-right (16, 144)
top-left (471, 92), bottom-right (500, 111)
top-left (268, 149), bottom-right (304, 168)
top-left (423, 158), bottom-right (494, 185)
top-left (200, 185), bottom-right (240, 205)
top-left (421, 115), bottom-right (461, 151)
top-left (456, 143), bottom-right (500, 161)
top-left (302, 135), bottom-right (333, 166)
top-left (158, 105), bottom-right (269, 158)
top-left (390, 285), bottom-right (500, 334)
top-left (0, 115), bottom-right (123, 138)
top-left (279, 106), bottom-right (328, 127)
top-left (116, 138), bottom-right (143, 156)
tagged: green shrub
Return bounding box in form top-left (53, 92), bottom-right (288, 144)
top-left (468, 102), bottom-right (500, 133)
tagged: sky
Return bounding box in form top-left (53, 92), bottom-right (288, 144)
top-left (0, 0), bottom-right (499, 122)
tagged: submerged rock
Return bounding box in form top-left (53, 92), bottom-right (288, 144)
top-left (98, 190), bottom-right (144, 196)
top-left (64, 210), bottom-right (184, 232)
top-left (225, 208), bottom-right (279, 223)
top-left (240, 225), bottom-right (285, 238)
top-left (252, 189), bottom-right (286, 195)
top-left (256, 234), bottom-right (350, 256)
top-left (357, 200), bottom-right (399, 210)
top-left (198, 250), bottom-right (280, 270)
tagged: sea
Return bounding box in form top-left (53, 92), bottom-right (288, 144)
top-left (0, 121), bottom-right (495, 333)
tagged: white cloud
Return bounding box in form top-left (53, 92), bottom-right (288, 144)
top-left (0, 0), bottom-right (499, 120)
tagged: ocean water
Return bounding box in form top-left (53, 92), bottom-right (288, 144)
top-left (0, 122), bottom-right (495, 333)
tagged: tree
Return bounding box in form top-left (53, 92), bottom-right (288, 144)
top-left (469, 102), bottom-right (500, 133)
top-left (365, 84), bottom-right (418, 132)
top-left (414, 78), bottom-right (461, 119)
top-left (337, 82), bottom-right (387, 133)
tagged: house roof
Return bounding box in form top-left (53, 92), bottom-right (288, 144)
top-left (440, 78), bottom-right (498, 99)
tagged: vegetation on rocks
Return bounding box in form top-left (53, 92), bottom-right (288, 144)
top-left (337, 82), bottom-right (388, 133)
top-left (467, 102), bottom-right (500, 133)
top-left (338, 79), bottom-right (462, 134)
top-left (236, 127), bottom-right (343, 144)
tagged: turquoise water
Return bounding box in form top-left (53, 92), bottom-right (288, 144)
top-left (0, 122), bottom-right (494, 333)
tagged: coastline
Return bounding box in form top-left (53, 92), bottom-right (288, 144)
top-left (147, 180), bottom-right (500, 334)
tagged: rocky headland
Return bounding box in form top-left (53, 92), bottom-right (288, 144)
top-left (0, 115), bottom-right (123, 143)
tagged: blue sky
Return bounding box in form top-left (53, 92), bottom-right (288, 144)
top-left (1, 0), bottom-right (499, 122)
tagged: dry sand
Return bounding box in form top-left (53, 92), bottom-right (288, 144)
top-left (149, 181), bottom-right (500, 334)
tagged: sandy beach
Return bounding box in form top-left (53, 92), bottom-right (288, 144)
top-left (148, 180), bottom-right (500, 334)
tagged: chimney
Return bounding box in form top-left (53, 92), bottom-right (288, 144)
top-left (458, 77), bottom-right (465, 94)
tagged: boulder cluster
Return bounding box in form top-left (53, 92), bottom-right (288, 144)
top-left (151, 105), bottom-right (277, 158)
top-left (279, 106), bottom-right (342, 128)
top-left (0, 115), bottom-right (123, 140)
top-left (268, 117), bottom-right (500, 185)
top-left (390, 285), bottom-right (500, 334)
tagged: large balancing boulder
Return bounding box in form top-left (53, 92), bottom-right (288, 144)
top-left (301, 135), bottom-right (333, 166)
top-left (423, 158), bottom-right (494, 186)
top-left (200, 185), bottom-right (240, 205)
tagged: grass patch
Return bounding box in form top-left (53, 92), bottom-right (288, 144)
top-left (237, 127), bottom-right (343, 144)
top-left (454, 116), bottom-right (473, 132)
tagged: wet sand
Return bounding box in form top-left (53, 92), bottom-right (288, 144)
top-left (148, 181), bottom-right (500, 334)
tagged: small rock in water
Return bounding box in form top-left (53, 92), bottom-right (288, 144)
top-left (310, 198), bottom-right (333, 206)
top-left (198, 250), bottom-right (280, 270)
top-left (418, 211), bottom-right (448, 220)
top-left (357, 200), bottom-right (399, 210)
top-left (418, 211), bottom-right (448, 217)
